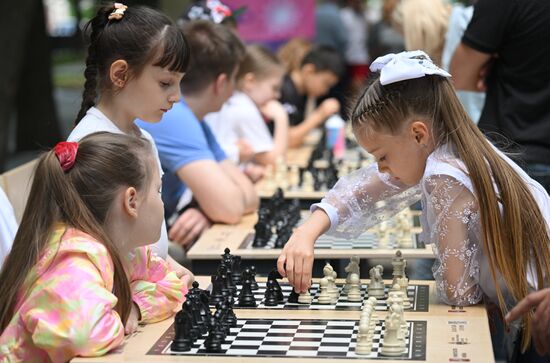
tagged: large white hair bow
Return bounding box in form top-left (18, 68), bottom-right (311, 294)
top-left (370, 50), bottom-right (451, 85)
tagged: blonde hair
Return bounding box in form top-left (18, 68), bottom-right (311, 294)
top-left (392, 0), bottom-right (451, 65)
top-left (352, 74), bottom-right (550, 353)
top-left (276, 38), bottom-right (313, 73)
top-left (0, 132), bottom-right (154, 333)
top-left (237, 44), bottom-right (284, 82)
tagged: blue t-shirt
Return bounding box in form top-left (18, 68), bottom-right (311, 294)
top-left (137, 100), bottom-right (226, 217)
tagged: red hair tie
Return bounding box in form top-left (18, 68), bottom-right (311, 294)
top-left (54, 141), bottom-right (79, 172)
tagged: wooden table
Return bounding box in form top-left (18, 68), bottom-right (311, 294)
top-left (72, 276), bottom-right (494, 363)
top-left (187, 212), bottom-right (435, 262)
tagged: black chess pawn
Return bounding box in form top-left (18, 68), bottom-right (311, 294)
top-left (249, 266), bottom-right (259, 290)
top-left (225, 296), bottom-right (238, 327)
top-left (237, 268), bottom-right (257, 307)
top-left (287, 289), bottom-right (300, 303)
top-left (203, 317), bottom-right (223, 353)
top-left (264, 279), bottom-right (280, 306)
top-left (252, 208), bottom-right (272, 248)
top-left (171, 310), bottom-right (194, 352)
top-left (231, 256), bottom-right (242, 284)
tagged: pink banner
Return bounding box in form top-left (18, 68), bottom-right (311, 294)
top-left (225, 0), bottom-right (315, 42)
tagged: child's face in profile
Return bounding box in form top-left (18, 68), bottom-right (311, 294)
top-left (131, 158), bottom-right (165, 248)
top-left (355, 122), bottom-right (432, 186)
top-left (121, 63), bottom-right (184, 123)
top-left (303, 70), bottom-right (339, 98)
top-left (246, 72), bottom-right (284, 108)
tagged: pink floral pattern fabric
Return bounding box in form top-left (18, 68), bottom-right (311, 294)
top-left (0, 225), bottom-right (188, 362)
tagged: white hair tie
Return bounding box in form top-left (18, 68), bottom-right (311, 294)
top-left (369, 50), bottom-right (451, 85)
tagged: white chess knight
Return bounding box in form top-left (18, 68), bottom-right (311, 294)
top-left (344, 256), bottom-right (360, 293)
top-left (346, 273), bottom-right (362, 302)
top-left (380, 303), bottom-right (407, 356)
top-left (367, 265), bottom-right (385, 298)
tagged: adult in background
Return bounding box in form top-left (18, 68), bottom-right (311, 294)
top-left (451, 0), bottom-right (550, 194)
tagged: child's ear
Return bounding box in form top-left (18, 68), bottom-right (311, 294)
top-left (241, 73), bottom-right (255, 91)
top-left (123, 187), bottom-right (139, 219)
top-left (213, 73), bottom-right (228, 95)
top-left (410, 120), bottom-right (430, 146)
top-left (110, 59), bottom-right (130, 89)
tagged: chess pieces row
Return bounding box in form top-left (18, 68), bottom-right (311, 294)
top-left (252, 189), bottom-right (300, 249)
top-left (210, 248), bottom-right (258, 305)
top-left (172, 281), bottom-right (238, 353)
top-left (355, 297), bottom-right (379, 355)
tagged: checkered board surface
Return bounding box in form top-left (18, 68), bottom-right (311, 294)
top-left (148, 317), bottom-right (427, 360)
top-left (241, 214), bottom-right (424, 250)
top-left (216, 282), bottom-right (429, 312)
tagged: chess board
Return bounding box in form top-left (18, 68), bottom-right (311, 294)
top-left (215, 281), bottom-right (430, 312)
top-left (241, 213), bottom-right (423, 250)
top-left (148, 317), bottom-right (427, 360)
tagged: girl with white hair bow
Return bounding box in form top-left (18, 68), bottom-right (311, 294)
top-left (277, 50), bottom-right (550, 357)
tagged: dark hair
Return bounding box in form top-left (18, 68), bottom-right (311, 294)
top-left (301, 45), bottom-right (345, 77)
top-left (237, 45), bottom-right (283, 81)
top-left (75, 4), bottom-right (190, 124)
top-left (179, 20), bottom-right (245, 95)
top-left (0, 132), bottom-right (154, 333)
top-left (351, 74), bottom-right (550, 352)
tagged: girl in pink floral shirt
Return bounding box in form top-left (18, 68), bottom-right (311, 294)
top-left (0, 132), bottom-right (188, 362)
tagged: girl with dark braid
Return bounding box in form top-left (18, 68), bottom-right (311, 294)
top-left (67, 3), bottom-right (193, 281)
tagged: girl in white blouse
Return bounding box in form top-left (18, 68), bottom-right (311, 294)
top-left (277, 50), bottom-right (550, 355)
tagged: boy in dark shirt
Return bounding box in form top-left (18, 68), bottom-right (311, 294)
top-left (279, 46), bottom-right (345, 147)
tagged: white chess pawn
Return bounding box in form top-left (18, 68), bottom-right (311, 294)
top-left (347, 273), bottom-right (362, 302)
top-left (301, 171), bottom-right (314, 192)
top-left (318, 277), bottom-right (332, 304)
top-left (344, 256), bottom-right (360, 293)
top-left (298, 288), bottom-right (313, 304)
top-left (355, 318), bottom-right (373, 355)
top-left (288, 165), bottom-right (300, 190)
top-left (396, 277), bottom-right (411, 309)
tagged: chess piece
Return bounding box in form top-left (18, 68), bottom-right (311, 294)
top-left (263, 164), bottom-right (276, 193)
top-left (237, 268), bottom-right (257, 307)
top-left (252, 208), bottom-right (272, 248)
top-left (231, 255), bottom-right (242, 284)
top-left (249, 266), bottom-right (259, 290)
top-left (317, 277), bottom-right (332, 304)
top-left (171, 309), bottom-right (194, 352)
top-left (355, 317), bottom-right (373, 355)
top-left (380, 304), bottom-right (407, 356)
top-left (267, 269), bottom-right (285, 302)
top-left (264, 279), bottom-right (280, 306)
top-left (287, 289), bottom-right (299, 303)
top-left (344, 256), bottom-right (360, 293)
top-left (323, 263), bottom-right (339, 303)
top-left (297, 288), bottom-right (313, 304)
top-left (346, 273), bottom-right (362, 302)
top-left (396, 277), bottom-right (411, 309)
top-left (367, 265), bottom-right (385, 298)
top-left (301, 170), bottom-right (314, 192)
top-left (392, 250), bottom-right (405, 286)
top-left (203, 317), bottom-right (223, 353)
top-left (288, 165), bottom-right (300, 189)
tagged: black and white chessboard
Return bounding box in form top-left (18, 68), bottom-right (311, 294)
top-left (242, 214), bottom-right (424, 250)
top-left (148, 317), bottom-right (427, 360)
top-left (216, 281), bottom-right (429, 312)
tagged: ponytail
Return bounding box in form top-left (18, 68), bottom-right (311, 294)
top-left (0, 132), bottom-right (153, 333)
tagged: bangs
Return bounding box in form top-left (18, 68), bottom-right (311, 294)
top-left (151, 26), bottom-right (190, 73)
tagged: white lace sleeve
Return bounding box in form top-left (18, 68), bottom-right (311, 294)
top-left (318, 163), bottom-right (421, 239)
top-left (426, 174), bottom-right (483, 306)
